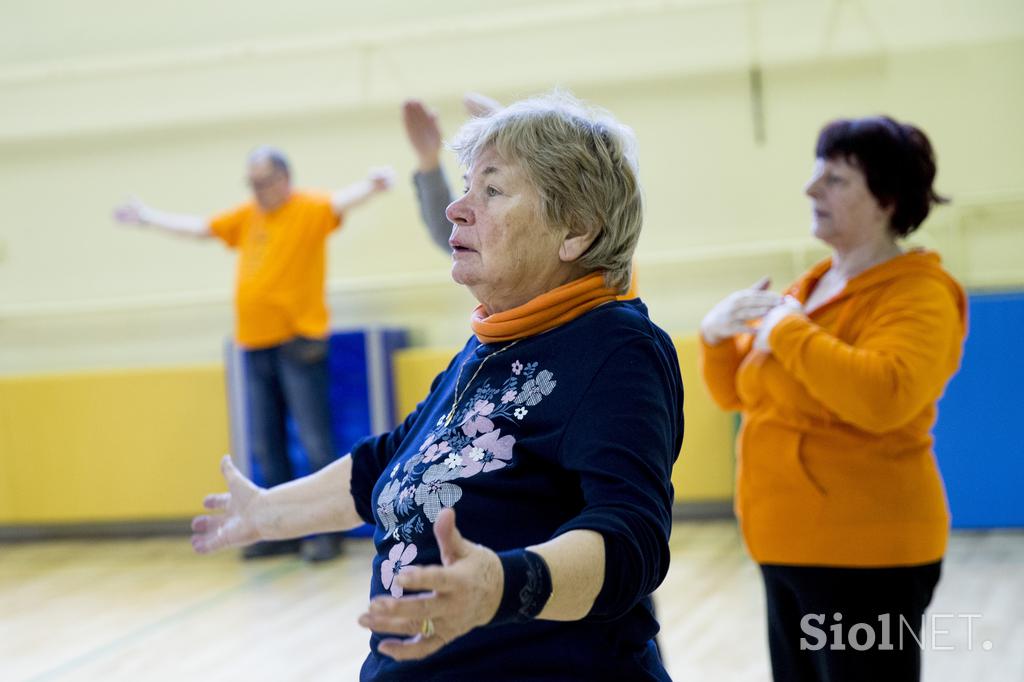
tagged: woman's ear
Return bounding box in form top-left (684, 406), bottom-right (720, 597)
top-left (558, 227), bottom-right (599, 263)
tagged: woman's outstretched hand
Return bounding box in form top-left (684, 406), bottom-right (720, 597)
top-left (357, 508), bottom-right (504, 661)
top-left (191, 455), bottom-right (264, 554)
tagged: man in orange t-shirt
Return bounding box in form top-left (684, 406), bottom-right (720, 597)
top-left (114, 146), bottom-right (393, 561)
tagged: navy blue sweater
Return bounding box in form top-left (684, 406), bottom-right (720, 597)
top-left (350, 300), bottom-right (684, 681)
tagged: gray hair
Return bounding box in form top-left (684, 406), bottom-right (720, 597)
top-left (247, 145), bottom-right (291, 178)
top-left (449, 91), bottom-right (642, 293)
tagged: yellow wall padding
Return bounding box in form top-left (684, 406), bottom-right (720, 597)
top-left (670, 335), bottom-right (736, 502)
top-left (0, 365), bottom-right (229, 523)
top-left (0, 336), bottom-right (736, 525)
top-left (392, 348), bottom-right (457, 419)
top-left (391, 336), bottom-right (736, 503)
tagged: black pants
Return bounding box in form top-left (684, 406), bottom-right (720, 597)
top-left (760, 561), bottom-right (942, 682)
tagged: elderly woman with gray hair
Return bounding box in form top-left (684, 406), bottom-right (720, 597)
top-left (191, 93), bottom-right (683, 681)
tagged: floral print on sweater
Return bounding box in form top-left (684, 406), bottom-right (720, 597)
top-left (376, 357), bottom-right (557, 596)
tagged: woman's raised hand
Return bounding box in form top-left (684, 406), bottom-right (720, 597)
top-left (402, 100), bottom-right (443, 172)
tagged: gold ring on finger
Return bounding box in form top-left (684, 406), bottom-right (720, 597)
top-left (420, 617), bottom-right (435, 638)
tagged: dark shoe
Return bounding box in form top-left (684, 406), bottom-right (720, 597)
top-left (241, 540), bottom-right (300, 560)
top-left (300, 535), bottom-right (342, 563)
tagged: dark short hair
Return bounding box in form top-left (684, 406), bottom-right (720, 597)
top-left (815, 116), bottom-right (948, 237)
top-left (248, 145), bottom-right (291, 178)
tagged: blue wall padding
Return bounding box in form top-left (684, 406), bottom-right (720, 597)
top-left (934, 291), bottom-right (1024, 528)
top-left (327, 331), bottom-right (374, 458)
top-left (381, 329), bottom-right (410, 427)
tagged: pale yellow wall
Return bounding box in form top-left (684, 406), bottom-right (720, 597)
top-left (1, 0), bottom-right (1022, 375)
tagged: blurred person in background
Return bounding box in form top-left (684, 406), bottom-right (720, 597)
top-left (192, 92), bottom-right (682, 681)
top-left (700, 116), bottom-right (966, 681)
top-left (114, 147), bottom-right (394, 562)
top-left (403, 92), bottom-right (502, 252)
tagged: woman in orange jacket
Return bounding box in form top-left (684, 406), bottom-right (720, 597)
top-left (700, 117), bottom-right (966, 681)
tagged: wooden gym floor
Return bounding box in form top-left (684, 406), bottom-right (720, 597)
top-left (2, 521), bottom-right (1021, 681)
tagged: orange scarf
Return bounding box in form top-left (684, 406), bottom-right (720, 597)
top-left (471, 272), bottom-right (621, 343)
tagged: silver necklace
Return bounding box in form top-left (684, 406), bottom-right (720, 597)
top-left (443, 339), bottom-right (521, 427)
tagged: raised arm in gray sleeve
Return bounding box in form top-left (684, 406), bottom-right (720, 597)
top-left (413, 167), bottom-right (455, 252)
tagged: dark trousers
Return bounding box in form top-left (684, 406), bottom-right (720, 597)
top-left (760, 561), bottom-right (942, 682)
top-left (244, 336), bottom-right (337, 488)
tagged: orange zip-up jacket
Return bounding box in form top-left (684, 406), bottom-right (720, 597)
top-left (700, 250), bottom-right (967, 567)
